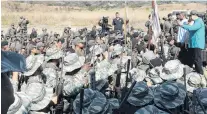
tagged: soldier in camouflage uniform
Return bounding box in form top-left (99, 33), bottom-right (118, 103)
top-left (26, 37), bottom-right (37, 56)
top-left (43, 47), bottom-right (63, 88)
top-left (30, 28), bottom-right (37, 40)
top-left (62, 53), bottom-right (88, 96)
top-left (1, 40), bottom-right (10, 51)
top-left (7, 23), bottom-right (17, 43)
top-left (69, 37), bottom-right (85, 56)
top-left (18, 16), bottom-right (29, 41)
top-left (41, 28), bottom-right (49, 44)
top-left (163, 17), bottom-right (172, 36)
top-left (167, 36), bottom-right (180, 60)
top-left (134, 105), bottom-right (169, 114)
top-left (10, 38), bottom-right (22, 52)
top-left (61, 27), bottom-right (72, 50)
top-left (73, 88), bottom-right (119, 114)
top-left (8, 54), bottom-right (58, 114)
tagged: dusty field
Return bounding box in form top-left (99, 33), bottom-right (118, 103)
top-left (1, 2), bottom-right (206, 34)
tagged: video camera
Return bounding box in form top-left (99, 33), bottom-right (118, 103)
top-left (102, 17), bottom-right (109, 24)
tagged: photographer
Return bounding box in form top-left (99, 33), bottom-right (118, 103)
top-left (98, 16), bottom-right (111, 34)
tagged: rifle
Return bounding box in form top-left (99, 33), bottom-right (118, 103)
top-left (183, 68), bottom-right (191, 114)
top-left (121, 59), bottom-right (130, 100)
top-left (159, 34), bottom-right (166, 66)
top-left (54, 53), bottom-right (65, 114)
top-left (89, 69), bottom-right (96, 90)
top-left (115, 68), bottom-right (122, 98)
top-left (84, 34), bottom-right (88, 60)
top-left (113, 81), bottom-right (136, 114)
top-left (17, 73), bottom-right (24, 91)
top-left (79, 88), bottom-right (84, 114)
top-left (193, 89), bottom-right (207, 114)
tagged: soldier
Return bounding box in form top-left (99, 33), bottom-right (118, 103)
top-left (10, 38), bottom-right (22, 52)
top-left (18, 16), bottom-right (29, 40)
top-left (1, 51), bottom-right (27, 114)
top-left (18, 46), bottom-right (27, 57)
top-left (98, 17), bottom-right (111, 34)
top-left (73, 89), bottom-right (119, 114)
top-left (36, 38), bottom-right (45, 55)
top-left (7, 23), bottom-right (17, 44)
top-left (30, 28), bottom-right (37, 39)
top-left (1, 40), bottom-right (10, 51)
top-left (62, 53), bottom-right (89, 96)
top-left (112, 12), bottom-right (124, 33)
top-left (42, 48), bottom-right (63, 89)
top-left (41, 28), bottom-right (49, 44)
top-left (61, 27), bottom-right (72, 49)
top-left (89, 25), bottom-right (98, 40)
top-left (70, 37), bottom-right (85, 56)
top-left (26, 38), bottom-right (37, 56)
top-left (162, 17), bottom-right (171, 35)
top-left (167, 36), bottom-right (180, 60)
top-left (145, 14), bottom-right (152, 34)
top-left (17, 54), bottom-right (58, 113)
top-left (167, 13), bottom-right (175, 36)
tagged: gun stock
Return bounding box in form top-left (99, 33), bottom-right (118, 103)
top-left (89, 70), bottom-right (96, 90)
top-left (54, 55), bottom-right (65, 114)
top-left (115, 68), bottom-right (121, 98)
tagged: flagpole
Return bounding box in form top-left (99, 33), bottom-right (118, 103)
top-left (124, 0), bottom-right (127, 48)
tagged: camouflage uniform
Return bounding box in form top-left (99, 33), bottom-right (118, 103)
top-left (10, 39), bottom-right (22, 52)
top-left (73, 89), bottom-right (119, 114)
top-left (18, 18), bottom-right (29, 41)
top-left (63, 69), bottom-right (87, 96)
top-left (168, 45), bottom-right (180, 60)
top-left (163, 20), bottom-right (172, 35)
top-left (7, 24), bottom-right (17, 42)
top-left (41, 28), bottom-right (49, 44)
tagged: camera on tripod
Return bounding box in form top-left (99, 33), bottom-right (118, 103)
top-left (102, 16), bottom-right (109, 24)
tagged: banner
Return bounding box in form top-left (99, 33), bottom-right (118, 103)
top-left (150, 0), bottom-right (161, 45)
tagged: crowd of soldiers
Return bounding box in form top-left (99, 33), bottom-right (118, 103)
top-left (1, 10), bottom-right (207, 114)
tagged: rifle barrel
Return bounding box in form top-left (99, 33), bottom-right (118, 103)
top-left (119, 81), bottom-right (136, 108)
top-left (125, 59), bottom-right (130, 89)
top-left (79, 88), bottom-right (84, 114)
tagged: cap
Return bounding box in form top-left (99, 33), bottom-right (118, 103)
top-left (176, 12), bottom-right (180, 15)
top-left (167, 36), bottom-right (173, 43)
top-left (168, 13), bottom-right (172, 17)
top-left (1, 40), bottom-right (8, 47)
top-left (163, 17), bottom-right (167, 20)
top-left (144, 34), bottom-right (150, 42)
top-left (72, 37), bottom-right (85, 45)
top-left (190, 10), bottom-right (198, 16)
top-left (58, 38), bottom-right (65, 44)
top-left (133, 32), bottom-right (139, 38)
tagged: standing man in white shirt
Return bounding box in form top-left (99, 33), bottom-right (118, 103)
top-left (176, 12), bottom-right (193, 65)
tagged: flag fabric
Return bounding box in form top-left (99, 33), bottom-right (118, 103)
top-left (150, 0), bottom-right (161, 45)
top-left (1, 51), bottom-right (27, 73)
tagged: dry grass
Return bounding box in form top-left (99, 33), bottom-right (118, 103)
top-left (1, 2), bottom-right (206, 34)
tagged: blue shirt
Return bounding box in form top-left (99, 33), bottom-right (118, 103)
top-left (177, 19), bottom-right (189, 43)
top-left (182, 18), bottom-right (205, 49)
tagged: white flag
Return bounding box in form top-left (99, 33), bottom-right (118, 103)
top-left (150, 0), bottom-right (161, 45)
